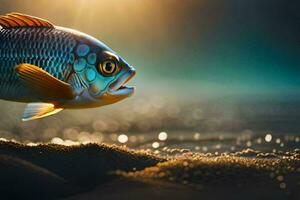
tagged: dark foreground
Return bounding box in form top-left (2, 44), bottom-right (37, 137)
top-left (0, 140), bottom-right (299, 200)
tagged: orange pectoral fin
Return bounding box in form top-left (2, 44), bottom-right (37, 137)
top-left (15, 63), bottom-right (75, 100)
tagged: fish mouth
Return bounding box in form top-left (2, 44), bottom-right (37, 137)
top-left (108, 68), bottom-right (136, 96)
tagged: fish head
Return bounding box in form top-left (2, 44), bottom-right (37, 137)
top-left (73, 41), bottom-right (136, 106)
top-left (92, 50), bottom-right (136, 105)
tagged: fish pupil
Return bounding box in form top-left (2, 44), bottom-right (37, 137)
top-left (105, 63), bottom-right (112, 71)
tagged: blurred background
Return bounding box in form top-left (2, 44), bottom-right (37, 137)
top-left (0, 0), bottom-right (299, 147)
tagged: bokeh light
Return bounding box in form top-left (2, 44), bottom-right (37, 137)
top-left (265, 134), bottom-right (272, 143)
top-left (158, 132), bottom-right (168, 141)
top-left (152, 142), bottom-right (160, 149)
top-left (118, 134), bottom-right (128, 144)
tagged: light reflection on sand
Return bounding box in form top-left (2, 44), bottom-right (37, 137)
top-left (1, 130), bottom-right (299, 158)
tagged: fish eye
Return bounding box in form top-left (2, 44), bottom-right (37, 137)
top-left (99, 60), bottom-right (118, 76)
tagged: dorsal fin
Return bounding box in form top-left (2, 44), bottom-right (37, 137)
top-left (0, 13), bottom-right (54, 29)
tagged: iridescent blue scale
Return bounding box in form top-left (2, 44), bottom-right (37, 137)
top-left (0, 27), bottom-right (77, 100)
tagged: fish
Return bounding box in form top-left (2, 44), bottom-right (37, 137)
top-left (0, 13), bottom-right (136, 121)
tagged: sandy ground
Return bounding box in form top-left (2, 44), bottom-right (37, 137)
top-left (0, 140), bottom-right (299, 200)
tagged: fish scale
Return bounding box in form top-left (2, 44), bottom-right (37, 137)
top-left (0, 27), bottom-right (77, 100)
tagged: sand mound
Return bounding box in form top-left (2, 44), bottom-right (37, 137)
top-left (118, 150), bottom-right (300, 200)
top-left (0, 155), bottom-right (75, 199)
top-left (0, 141), bottom-right (163, 199)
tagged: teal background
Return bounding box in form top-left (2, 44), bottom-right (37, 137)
top-left (1, 0), bottom-right (299, 99)
top-left (0, 0), bottom-right (299, 141)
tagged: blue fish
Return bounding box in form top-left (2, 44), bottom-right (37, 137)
top-left (0, 13), bottom-right (136, 121)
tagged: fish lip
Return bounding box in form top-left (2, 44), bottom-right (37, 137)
top-left (108, 68), bottom-right (136, 96)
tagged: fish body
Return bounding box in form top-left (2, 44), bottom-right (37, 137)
top-left (0, 13), bottom-right (136, 120)
top-left (0, 27), bottom-right (76, 101)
